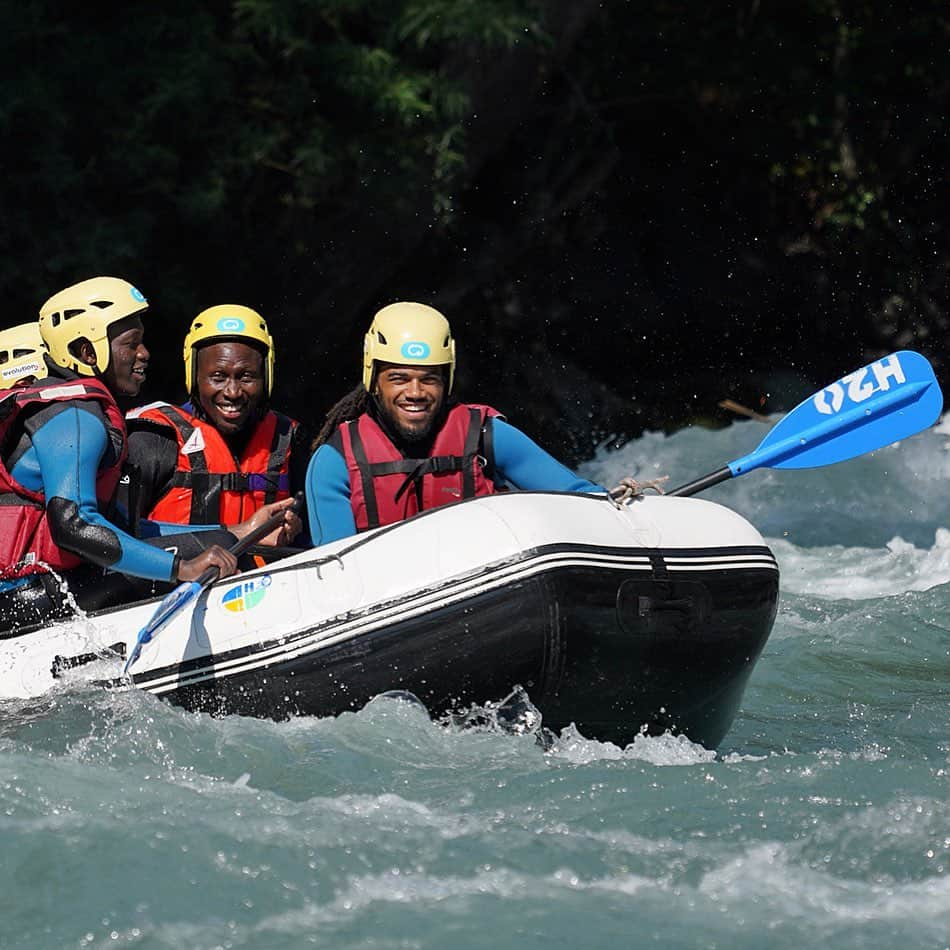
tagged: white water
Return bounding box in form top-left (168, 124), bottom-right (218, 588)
top-left (1, 417), bottom-right (948, 949)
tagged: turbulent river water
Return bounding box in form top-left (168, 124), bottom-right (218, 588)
top-left (1, 417), bottom-right (948, 949)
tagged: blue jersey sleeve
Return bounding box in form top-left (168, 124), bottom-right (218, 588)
top-left (306, 444), bottom-right (357, 546)
top-left (25, 408), bottom-right (177, 581)
top-left (491, 419), bottom-right (606, 493)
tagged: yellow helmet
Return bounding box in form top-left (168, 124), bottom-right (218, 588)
top-left (363, 301), bottom-right (456, 392)
top-left (183, 305), bottom-right (276, 396)
top-left (38, 277), bottom-right (148, 377)
top-left (0, 322), bottom-right (48, 389)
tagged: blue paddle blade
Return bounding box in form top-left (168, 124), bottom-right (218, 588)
top-left (729, 351), bottom-right (943, 476)
top-left (123, 580), bottom-right (202, 674)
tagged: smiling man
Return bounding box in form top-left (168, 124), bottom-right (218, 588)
top-left (124, 305), bottom-right (308, 529)
top-left (305, 301), bottom-right (606, 545)
top-left (0, 279), bottom-right (298, 633)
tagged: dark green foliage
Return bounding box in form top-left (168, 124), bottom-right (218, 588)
top-left (0, 1), bottom-right (946, 460)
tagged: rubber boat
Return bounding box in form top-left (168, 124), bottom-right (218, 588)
top-left (0, 492), bottom-right (779, 748)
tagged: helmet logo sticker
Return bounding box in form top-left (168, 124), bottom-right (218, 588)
top-left (401, 341), bottom-right (430, 359)
top-left (2, 362), bottom-right (41, 379)
top-left (221, 575), bottom-right (272, 613)
top-left (130, 286), bottom-right (146, 302)
top-left (216, 317), bottom-right (246, 333)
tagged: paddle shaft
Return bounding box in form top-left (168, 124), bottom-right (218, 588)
top-left (667, 467), bottom-right (732, 498)
top-left (190, 494), bottom-right (303, 585)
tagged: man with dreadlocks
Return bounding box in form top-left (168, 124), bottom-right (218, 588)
top-left (122, 305), bottom-right (309, 532)
top-left (305, 301), bottom-right (640, 546)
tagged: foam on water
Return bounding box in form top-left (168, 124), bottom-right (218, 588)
top-left (772, 530), bottom-right (950, 598)
top-left (549, 724), bottom-right (717, 767)
top-left (582, 417), bottom-right (950, 549)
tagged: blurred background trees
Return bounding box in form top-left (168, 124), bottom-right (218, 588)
top-left (1, 1), bottom-right (946, 461)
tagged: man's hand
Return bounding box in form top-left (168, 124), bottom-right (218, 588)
top-left (177, 545), bottom-right (239, 582)
top-left (230, 496), bottom-right (302, 547)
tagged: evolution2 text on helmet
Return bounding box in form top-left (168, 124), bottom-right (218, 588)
top-left (0, 322), bottom-right (48, 389)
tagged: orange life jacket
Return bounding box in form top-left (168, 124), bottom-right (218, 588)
top-left (333, 403), bottom-right (500, 531)
top-left (0, 378), bottom-right (126, 580)
top-left (126, 403), bottom-right (297, 525)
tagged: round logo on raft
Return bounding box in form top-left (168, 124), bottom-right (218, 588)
top-left (130, 286), bottom-right (146, 303)
top-left (221, 574), bottom-right (272, 613)
top-left (400, 341), bottom-right (430, 360)
top-left (216, 317), bottom-right (246, 333)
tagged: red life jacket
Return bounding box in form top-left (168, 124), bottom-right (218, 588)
top-left (126, 403), bottom-right (298, 525)
top-left (0, 378), bottom-right (127, 580)
top-left (333, 403), bottom-right (501, 531)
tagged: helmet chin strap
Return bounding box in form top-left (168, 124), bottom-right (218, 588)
top-left (88, 347), bottom-right (115, 385)
top-left (190, 391), bottom-right (208, 422)
top-left (70, 338), bottom-right (103, 378)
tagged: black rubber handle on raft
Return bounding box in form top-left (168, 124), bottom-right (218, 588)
top-left (667, 467), bottom-right (734, 498)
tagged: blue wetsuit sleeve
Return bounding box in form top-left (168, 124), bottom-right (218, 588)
top-left (492, 419), bottom-right (606, 493)
top-left (306, 444), bottom-right (357, 546)
top-left (138, 519), bottom-right (220, 539)
top-left (27, 408), bottom-right (177, 581)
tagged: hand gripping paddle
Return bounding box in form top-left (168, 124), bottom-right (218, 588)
top-left (124, 495), bottom-right (303, 673)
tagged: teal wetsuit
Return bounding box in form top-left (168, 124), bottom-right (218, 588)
top-left (1, 403), bottom-right (177, 586)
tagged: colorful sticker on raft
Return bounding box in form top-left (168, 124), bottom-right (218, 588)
top-left (216, 317), bottom-right (246, 333)
top-left (221, 575), bottom-right (272, 613)
top-left (400, 340), bottom-right (430, 359)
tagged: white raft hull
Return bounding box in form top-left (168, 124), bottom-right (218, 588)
top-left (0, 492), bottom-right (779, 747)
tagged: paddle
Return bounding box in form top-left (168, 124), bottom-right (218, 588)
top-left (124, 494), bottom-right (303, 673)
top-left (668, 350), bottom-right (944, 497)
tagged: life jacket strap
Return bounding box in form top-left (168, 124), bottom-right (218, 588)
top-left (392, 455), bottom-right (469, 503)
top-left (265, 414), bottom-right (295, 505)
top-left (0, 492), bottom-right (43, 508)
top-left (168, 470), bottom-right (290, 494)
top-left (347, 421), bottom-right (380, 529)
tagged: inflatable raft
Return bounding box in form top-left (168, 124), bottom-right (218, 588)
top-left (0, 492), bottom-right (779, 748)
